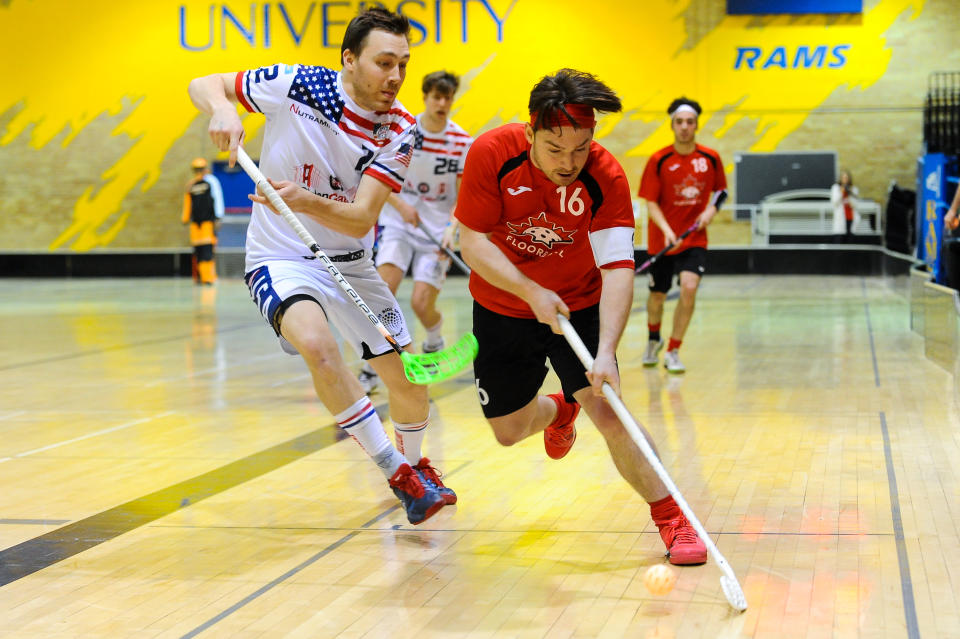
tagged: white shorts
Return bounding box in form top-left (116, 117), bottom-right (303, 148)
top-left (375, 225), bottom-right (450, 290)
top-left (244, 257), bottom-right (412, 359)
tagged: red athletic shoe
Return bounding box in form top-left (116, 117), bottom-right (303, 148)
top-left (657, 515), bottom-right (707, 565)
top-left (543, 392), bottom-right (579, 460)
top-left (414, 457), bottom-right (457, 505)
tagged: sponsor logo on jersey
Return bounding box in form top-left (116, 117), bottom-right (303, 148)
top-left (673, 175), bottom-right (703, 205)
top-left (316, 191), bottom-right (350, 202)
top-left (293, 165), bottom-right (350, 202)
top-left (505, 211), bottom-right (576, 257)
top-left (296, 163), bottom-right (317, 189)
top-left (373, 122), bottom-right (390, 141)
top-left (293, 165), bottom-right (349, 201)
top-left (289, 103), bottom-right (334, 132)
top-left (507, 186), bottom-right (532, 196)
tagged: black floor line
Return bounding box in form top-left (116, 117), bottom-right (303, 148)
top-left (0, 377), bottom-right (471, 587)
top-left (879, 411), bottom-right (921, 639)
top-left (862, 286), bottom-right (918, 636)
top-left (180, 460), bottom-right (471, 639)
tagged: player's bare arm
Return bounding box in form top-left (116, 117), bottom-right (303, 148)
top-left (697, 188), bottom-right (727, 229)
top-left (441, 217), bottom-right (458, 250)
top-left (249, 173), bottom-right (393, 239)
top-left (459, 225), bottom-right (569, 333)
top-left (441, 176), bottom-right (463, 249)
top-left (440, 175), bottom-right (463, 251)
top-left (697, 204), bottom-right (718, 229)
top-left (387, 193), bottom-right (420, 226)
top-left (188, 72), bottom-right (245, 166)
top-left (645, 200), bottom-right (679, 245)
top-left (946, 185), bottom-right (960, 227)
top-left (588, 266), bottom-right (632, 396)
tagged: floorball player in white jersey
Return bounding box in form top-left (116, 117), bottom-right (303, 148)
top-left (358, 71), bottom-right (473, 393)
top-left (187, 7), bottom-right (454, 526)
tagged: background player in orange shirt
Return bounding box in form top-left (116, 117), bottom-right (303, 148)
top-left (182, 157), bottom-right (224, 285)
top-left (455, 70), bottom-right (707, 566)
top-left (638, 97), bottom-right (727, 374)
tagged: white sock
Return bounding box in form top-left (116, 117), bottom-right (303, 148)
top-left (336, 397), bottom-right (406, 479)
top-left (393, 418), bottom-right (428, 465)
top-left (425, 318), bottom-right (443, 345)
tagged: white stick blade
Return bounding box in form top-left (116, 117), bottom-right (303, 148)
top-left (720, 575), bottom-right (748, 612)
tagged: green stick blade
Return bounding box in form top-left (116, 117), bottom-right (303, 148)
top-left (401, 333), bottom-right (478, 384)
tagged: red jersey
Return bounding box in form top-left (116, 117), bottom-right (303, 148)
top-left (455, 124), bottom-right (635, 319)
top-left (638, 144), bottom-right (726, 254)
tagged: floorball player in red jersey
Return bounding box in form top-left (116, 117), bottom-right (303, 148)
top-left (454, 69), bottom-right (707, 565)
top-left (638, 97), bottom-right (728, 374)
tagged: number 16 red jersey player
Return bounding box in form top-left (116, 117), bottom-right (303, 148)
top-left (454, 69), bottom-right (707, 566)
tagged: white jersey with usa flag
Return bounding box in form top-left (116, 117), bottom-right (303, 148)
top-left (379, 115), bottom-right (472, 242)
top-left (235, 64), bottom-right (416, 270)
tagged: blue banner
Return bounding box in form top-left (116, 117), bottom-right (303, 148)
top-left (213, 161), bottom-right (255, 215)
top-left (918, 154), bottom-right (950, 283)
top-left (728, 1), bottom-right (862, 14)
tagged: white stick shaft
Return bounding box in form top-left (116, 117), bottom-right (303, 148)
top-left (235, 147), bottom-right (400, 354)
top-left (417, 223), bottom-right (471, 275)
top-left (557, 315), bottom-right (745, 600)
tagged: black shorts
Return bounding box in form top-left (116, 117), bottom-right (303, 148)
top-left (472, 301), bottom-right (600, 418)
top-left (194, 244), bottom-right (214, 261)
top-left (647, 247), bottom-right (707, 293)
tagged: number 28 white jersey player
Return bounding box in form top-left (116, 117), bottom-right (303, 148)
top-left (378, 115), bottom-right (472, 244)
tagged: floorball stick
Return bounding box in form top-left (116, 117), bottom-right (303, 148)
top-left (417, 222), bottom-right (471, 275)
top-left (557, 314), bottom-right (748, 612)
top-left (635, 223), bottom-right (700, 274)
top-left (236, 147), bottom-right (476, 384)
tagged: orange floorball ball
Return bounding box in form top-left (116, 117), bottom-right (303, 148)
top-left (949, 217), bottom-right (959, 230)
top-left (643, 564), bottom-right (677, 595)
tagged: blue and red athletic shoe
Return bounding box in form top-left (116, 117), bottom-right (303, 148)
top-left (389, 463), bottom-right (445, 525)
top-left (415, 457), bottom-right (457, 505)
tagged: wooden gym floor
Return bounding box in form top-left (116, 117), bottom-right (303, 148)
top-left (0, 274), bottom-right (957, 638)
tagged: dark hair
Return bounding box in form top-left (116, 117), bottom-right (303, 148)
top-left (340, 6), bottom-right (410, 60)
top-left (667, 96), bottom-right (702, 116)
top-left (528, 68), bottom-right (622, 131)
top-left (836, 169), bottom-right (854, 186)
top-left (422, 70), bottom-right (460, 97)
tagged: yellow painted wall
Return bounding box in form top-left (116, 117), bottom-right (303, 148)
top-left (0, 0), bottom-right (954, 250)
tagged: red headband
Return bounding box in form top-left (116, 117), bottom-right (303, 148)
top-left (530, 103), bottom-right (597, 130)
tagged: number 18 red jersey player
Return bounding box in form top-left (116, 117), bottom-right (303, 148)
top-left (638, 97), bottom-right (727, 374)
